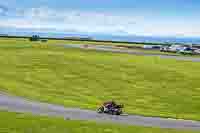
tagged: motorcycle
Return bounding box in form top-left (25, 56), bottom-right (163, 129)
top-left (97, 104), bottom-right (124, 115)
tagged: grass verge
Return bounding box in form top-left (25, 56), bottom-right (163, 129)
top-left (0, 111), bottom-right (198, 133)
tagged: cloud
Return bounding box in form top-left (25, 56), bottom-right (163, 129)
top-left (0, 7), bottom-right (200, 37)
top-left (0, 7), bottom-right (140, 35)
top-left (0, 5), bottom-right (8, 16)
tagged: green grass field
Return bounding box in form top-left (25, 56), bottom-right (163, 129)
top-left (0, 111), bottom-right (198, 133)
top-left (0, 38), bottom-right (200, 121)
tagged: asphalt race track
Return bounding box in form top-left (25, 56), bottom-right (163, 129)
top-left (0, 93), bottom-right (200, 130)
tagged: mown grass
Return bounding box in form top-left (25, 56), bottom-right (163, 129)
top-left (0, 111), bottom-right (198, 133)
top-left (0, 38), bottom-right (200, 121)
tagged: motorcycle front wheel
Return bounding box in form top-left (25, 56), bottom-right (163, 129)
top-left (97, 107), bottom-right (104, 113)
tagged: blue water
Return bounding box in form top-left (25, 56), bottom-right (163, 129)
top-left (1, 30), bottom-right (200, 44)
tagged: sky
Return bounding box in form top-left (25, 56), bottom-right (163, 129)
top-left (0, 0), bottom-right (200, 37)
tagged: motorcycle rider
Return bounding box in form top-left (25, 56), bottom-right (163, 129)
top-left (103, 100), bottom-right (117, 112)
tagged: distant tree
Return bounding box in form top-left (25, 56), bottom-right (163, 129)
top-left (30, 35), bottom-right (40, 41)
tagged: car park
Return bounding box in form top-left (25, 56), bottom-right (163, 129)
top-left (177, 47), bottom-right (194, 55)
